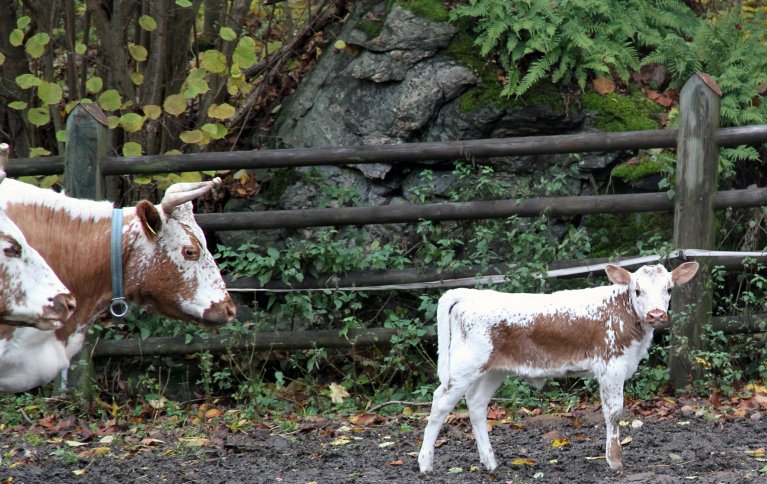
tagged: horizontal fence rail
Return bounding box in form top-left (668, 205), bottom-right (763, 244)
top-left (198, 187), bottom-right (767, 231)
top-left (9, 125), bottom-right (767, 177)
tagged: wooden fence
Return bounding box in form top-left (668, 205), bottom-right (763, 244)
top-left (10, 74), bottom-right (767, 390)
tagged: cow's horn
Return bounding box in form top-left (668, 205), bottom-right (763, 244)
top-left (161, 177), bottom-right (221, 214)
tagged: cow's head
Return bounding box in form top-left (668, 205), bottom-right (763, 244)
top-left (605, 262), bottom-right (699, 328)
top-left (126, 178), bottom-right (235, 327)
top-left (0, 151), bottom-right (76, 330)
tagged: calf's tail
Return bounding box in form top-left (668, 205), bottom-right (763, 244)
top-left (436, 289), bottom-right (462, 386)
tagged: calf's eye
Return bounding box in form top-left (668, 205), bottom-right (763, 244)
top-left (3, 241), bottom-right (21, 258)
top-left (182, 245), bottom-right (200, 260)
top-left (634, 289), bottom-right (641, 297)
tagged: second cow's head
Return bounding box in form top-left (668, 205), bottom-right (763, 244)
top-left (126, 179), bottom-right (235, 327)
top-left (605, 262), bottom-right (700, 328)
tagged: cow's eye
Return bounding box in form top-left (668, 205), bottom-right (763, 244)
top-left (182, 245), bottom-right (199, 261)
top-left (634, 289), bottom-right (641, 297)
top-left (667, 287), bottom-right (672, 294)
top-left (3, 241), bottom-right (21, 258)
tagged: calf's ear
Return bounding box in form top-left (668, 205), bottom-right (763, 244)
top-left (671, 261), bottom-right (699, 285)
top-left (136, 200), bottom-right (164, 240)
top-left (605, 264), bottom-right (632, 285)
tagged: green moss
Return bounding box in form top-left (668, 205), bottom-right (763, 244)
top-left (611, 157), bottom-right (665, 182)
top-left (582, 91), bottom-right (663, 132)
top-left (393, 0), bottom-right (449, 23)
top-left (262, 168), bottom-right (296, 203)
top-left (358, 18), bottom-right (385, 39)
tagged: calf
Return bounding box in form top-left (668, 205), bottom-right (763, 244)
top-left (0, 177), bottom-right (236, 392)
top-left (418, 262), bottom-right (699, 473)
top-left (0, 143), bottom-right (74, 330)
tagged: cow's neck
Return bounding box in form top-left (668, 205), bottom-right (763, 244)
top-left (4, 201), bottom-right (134, 340)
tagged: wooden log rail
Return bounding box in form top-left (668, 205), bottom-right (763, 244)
top-left (198, 186), bottom-right (767, 231)
top-left (7, 125), bottom-right (767, 178)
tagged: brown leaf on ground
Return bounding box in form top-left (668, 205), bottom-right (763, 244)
top-left (541, 429), bottom-right (561, 441)
top-left (349, 414), bottom-right (384, 426)
top-left (592, 77), bottom-right (616, 94)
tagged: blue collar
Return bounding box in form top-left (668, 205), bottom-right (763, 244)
top-left (109, 208), bottom-right (129, 320)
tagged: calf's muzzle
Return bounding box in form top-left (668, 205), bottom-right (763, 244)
top-left (645, 308), bottom-right (668, 327)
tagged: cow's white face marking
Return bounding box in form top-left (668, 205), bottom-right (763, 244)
top-left (0, 211), bottom-right (71, 328)
top-left (129, 201), bottom-right (233, 325)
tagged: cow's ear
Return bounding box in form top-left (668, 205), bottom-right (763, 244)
top-left (605, 264), bottom-right (632, 285)
top-left (671, 261), bottom-right (699, 285)
top-left (136, 200), bottom-right (163, 240)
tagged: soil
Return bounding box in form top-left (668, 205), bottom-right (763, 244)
top-left (1, 401), bottom-right (765, 484)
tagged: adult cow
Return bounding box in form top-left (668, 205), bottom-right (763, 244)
top-left (0, 143), bottom-right (75, 330)
top-left (0, 177), bottom-right (236, 392)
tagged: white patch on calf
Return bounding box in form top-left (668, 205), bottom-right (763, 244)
top-left (0, 178), bottom-right (112, 222)
top-left (0, 327), bottom-right (71, 393)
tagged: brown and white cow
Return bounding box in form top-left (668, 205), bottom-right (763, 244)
top-left (418, 262), bottom-right (699, 473)
top-left (0, 177), bottom-right (236, 392)
top-left (0, 150), bottom-right (75, 331)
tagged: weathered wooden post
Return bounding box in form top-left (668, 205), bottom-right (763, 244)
top-left (668, 73), bottom-right (721, 390)
top-left (61, 103), bottom-right (110, 395)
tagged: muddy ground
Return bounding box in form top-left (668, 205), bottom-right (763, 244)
top-left (1, 399), bottom-right (765, 483)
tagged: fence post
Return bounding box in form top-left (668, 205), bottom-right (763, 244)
top-left (668, 73), bottom-right (721, 390)
top-left (61, 103), bottom-right (109, 396)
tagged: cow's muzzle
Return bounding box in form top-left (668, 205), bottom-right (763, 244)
top-left (645, 309), bottom-right (668, 328)
top-left (201, 295), bottom-right (237, 327)
top-left (38, 292), bottom-right (77, 330)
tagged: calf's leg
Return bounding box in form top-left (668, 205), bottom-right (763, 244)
top-left (465, 372), bottom-right (505, 472)
top-left (418, 378), bottom-right (475, 473)
top-left (599, 377), bottom-right (625, 470)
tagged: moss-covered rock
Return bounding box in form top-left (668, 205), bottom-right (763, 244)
top-left (582, 91), bottom-right (663, 132)
top-left (393, 0), bottom-right (449, 23)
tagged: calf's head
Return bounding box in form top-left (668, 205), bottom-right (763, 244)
top-left (0, 152), bottom-right (75, 330)
top-left (605, 262), bottom-right (699, 328)
top-left (127, 178), bottom-right (235, 327)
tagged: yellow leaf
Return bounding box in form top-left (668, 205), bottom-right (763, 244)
top-left (65, 440), bottom-right (88, 447)
top-left (143, 104), bottom-right (162, 120)
top-left (179, 130), bottom-right (204, 144)
top-left (695, 357), bottom-right (712, 369)
top-left (334, 40), bottom-right (346, 50)
top-left (592, 76), bottom-right (616, 95)
top-left (163, 94), bottom-right (187, 116)
top-left (620, 437), bottom-right (633, 445)
top-left (328, 382), bottom-right (350, 404)
top-left (92, 447), bottom-right (110, 457)
top-left (585, 456), bottom-right (606, 460)
top-left (179, 437), bottom-right (209, 447)
top-left (99, 435), bottom-right (114, 444)
top-left (73, 469), bottom-right (86, 476)
top-left (746, 448), bottom-right (766, 457)
top-left (511, 458), bottom-right (536, 465)
top-left (331, 436), bottom-right (351, 446)
top-left (551, 439), bottom-right (570, 448)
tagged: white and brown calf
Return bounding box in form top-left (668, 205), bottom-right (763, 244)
top-left (418, 262), bottom-right (699, 473)
top-left (0, 177), bottom-right (236, 392)
top-left (0, 169), bottom-right (75, 330)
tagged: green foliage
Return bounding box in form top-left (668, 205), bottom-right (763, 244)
top-left (450, 0), bottom-right (697, 97)
top-left (392, 0), bottom-right (450, 23)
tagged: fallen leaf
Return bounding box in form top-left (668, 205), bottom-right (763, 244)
top-left (620, 437), bottom-right (633, 445)
top-left (759, 464), bottom-right (767, 473)
top-left (388, 460), bottom-right (404, 466)
top-left (99, 435), bottom-right (114, 444)
top-left (448, 467), bottom-right (463, 473)
top-left (552, 439), bottom-right (570, 448)
top-left (349, 414), bottom-right (381, 426)
top-left (179, 437), bottom-right (209, 447)
top-left (630, 419), bottom-right (643, 429)
top-left (405, 451), bottom-right (419, 457)
top-left (511, 458), bottom-right (536, 465)
top-left (435, 438), bottom-right (447, 448)
top-left (541, 430), bottom-right (560, 440)
top-left (92, 447), bottom-right (110, 457)
top-left (64, 440), bottom-right (88, 447)
top-left (140, 437), bottom-right (165, 446)
top-left (592, 76), bottom-right (616, 94)
top-left (745, 448), bottom-right (766, 457)
top-left (533, 472), bottom-right (545, 479)
top-left (330, 436), bottom-right (351, 446)
top-left (204, 408), bottom-right (222, 419)
top-left (669, 452), bottom-right (683, 461)
top-left (378, 442), bottom-right (395, 448)
top-left (73, 470), bottom-right (86, 476)
top-left (328, 383), bottom-right (349, 404)
top-left (585, 456), bottom-right (605, 460)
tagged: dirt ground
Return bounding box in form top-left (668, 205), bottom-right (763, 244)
top-left (1, 399), bottom-right (765, 484)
